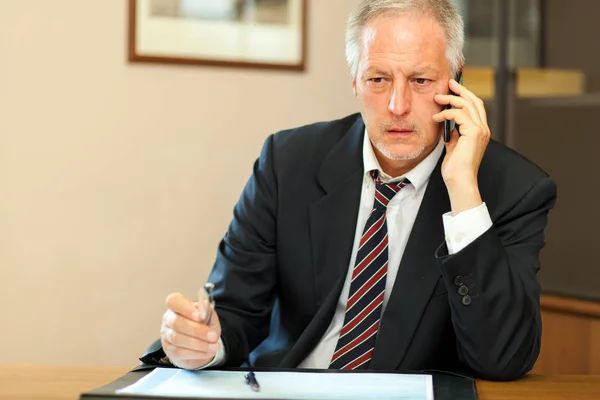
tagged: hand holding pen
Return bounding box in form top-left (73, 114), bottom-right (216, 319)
top-left (160, 283), bottom-right (222, 370)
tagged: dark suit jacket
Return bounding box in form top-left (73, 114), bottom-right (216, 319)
top-left (141, 113), bottom-right (557, 381)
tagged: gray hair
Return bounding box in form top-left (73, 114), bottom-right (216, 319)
top-left (345, 0), bottom-right (465, 79)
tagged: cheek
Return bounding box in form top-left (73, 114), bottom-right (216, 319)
top-left (359, 90), bottom-right (389, 112)
top-left (410, 97), bottom-right (431, 117)
top-left (417, 94), bottom-right (443, 120)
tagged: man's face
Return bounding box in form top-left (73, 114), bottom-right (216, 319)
top-left (353, 12), bottom-right (451, 164)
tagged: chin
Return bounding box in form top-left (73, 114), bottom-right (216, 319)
top-left (376, 142), bottom-right (426, 161)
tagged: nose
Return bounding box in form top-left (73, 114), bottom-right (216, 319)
top-left (388, 81), bottom-right (411, 116)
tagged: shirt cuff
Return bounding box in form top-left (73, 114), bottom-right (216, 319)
top-left (442, 203), bottom-right (493, 255)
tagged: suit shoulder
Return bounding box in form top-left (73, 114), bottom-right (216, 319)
top-left (270, 113), bottom-right (361, 156)
top-left (480, 140), bottom-right (556, 217)
top-left (482, 139), bottom-right (551, 182)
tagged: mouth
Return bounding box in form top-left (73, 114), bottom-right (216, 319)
top-left (386, 128), bottom-right (415, 136)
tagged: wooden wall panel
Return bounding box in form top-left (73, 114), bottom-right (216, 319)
top-left (531, 295), bottom-right (600, 375)
top-left (590, 321), bottom-right (600, 374)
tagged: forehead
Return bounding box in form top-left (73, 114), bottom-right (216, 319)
top-left (360, 12), bottom-right (448, 70)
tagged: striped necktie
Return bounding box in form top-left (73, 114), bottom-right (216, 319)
top-left (329, 170), bottom-right (409, 370)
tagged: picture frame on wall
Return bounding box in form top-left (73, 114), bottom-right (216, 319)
top-left (128, 0), bottom-right (307, 71)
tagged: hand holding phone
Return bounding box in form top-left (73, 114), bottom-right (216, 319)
top-left (443, 70), bottom-right (463, 142)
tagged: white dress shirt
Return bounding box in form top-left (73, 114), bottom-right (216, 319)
top-left (202, 132), bottom-right (492, 370)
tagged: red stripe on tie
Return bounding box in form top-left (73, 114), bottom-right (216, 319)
top-left (352, 236), bottom-right (387, 281)
top-left (347, 262), bottom-right (387, 310)
top-left (359, 213), bottom-right (385, 247)
top-left (340, 291), bottom-right (384, 338)
top-left (330, 320), bottom-right (379, 364)
top-left (375, 191), bottom-right (390, 206)
top-left (342, 348), bottom-right (375, 370)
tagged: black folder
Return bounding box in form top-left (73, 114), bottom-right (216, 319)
top-left (79, 366), bottom-right (478, 400)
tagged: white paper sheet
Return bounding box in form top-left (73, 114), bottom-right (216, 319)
top-left (117, 368), bottom-right (434, 400)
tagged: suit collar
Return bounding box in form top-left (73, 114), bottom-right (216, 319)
top-left (310, 115), bottom-right (365, 308)
top-left (315, 115), bottom-right (365, 194)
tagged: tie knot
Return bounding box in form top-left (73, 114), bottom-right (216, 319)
top-left (370, 170), bottom-right (409, 210)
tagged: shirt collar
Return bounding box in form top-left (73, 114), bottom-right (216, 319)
top-left (362, 128), bottom-right (444, 192)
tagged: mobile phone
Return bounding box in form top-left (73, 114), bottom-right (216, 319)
top-left (443, 70), bottom-right (463, 142)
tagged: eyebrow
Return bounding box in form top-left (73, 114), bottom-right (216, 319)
top-left (365, 67), bottom-right (392, 76)
top-left (411, 66), bottom-right (439, 76)
top-left (364, 65), bottom-right (440, 77)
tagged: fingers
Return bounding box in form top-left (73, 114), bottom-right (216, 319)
top-left (432, 108), bottom-right (473, 128)
top-left (433, 77), bottom-right (491, 141)
top-left (433, 93), bottom-right (482, 126)
top-left (449, 78), bottom-right (488, 124)
top-left (161, 334), bottom-right (219, 361)
top-left (161, 326), bottom-right (220, 354)
top-left (162, 292), bottom-right (221, 348)
top-left (433, 109), bottom-right (489, 143)
top-left (433, 79), bottom-right (489, 126)
top-left (166, 292), bottom-right (202, 322)
top-left (162, 309), bottom-right (219, 342)
top-left (161, 292), bottom-right (223, 369)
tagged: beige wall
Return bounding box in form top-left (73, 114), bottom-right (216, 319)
top-left (0, 0), bottom-right (360, 366)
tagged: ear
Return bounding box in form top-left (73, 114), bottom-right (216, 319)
top-left (351, 79), bottom-right (357, 97)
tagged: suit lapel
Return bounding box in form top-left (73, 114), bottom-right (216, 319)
top-left (281, 117), bottom-right (364, 367)
top-left (309, 117), bottom-right (364, 309)
top-left (370, 154), bottom-right (451, 370)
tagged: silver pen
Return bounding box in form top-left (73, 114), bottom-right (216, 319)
top-left (200, 282), bottom-right (215, 325)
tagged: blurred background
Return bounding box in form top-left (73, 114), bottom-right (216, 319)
top-left (0, 0), bottom-right (598, 373)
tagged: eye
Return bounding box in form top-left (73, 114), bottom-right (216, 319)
top-left (365, 77), bottom-right (389, 88)
top-left (413, 78), bottom-right (431, 85)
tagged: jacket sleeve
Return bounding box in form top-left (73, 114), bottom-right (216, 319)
top-left (207, 134), bottom-right (280, 367)
top-left (435, 176), bottom-right (557, 381)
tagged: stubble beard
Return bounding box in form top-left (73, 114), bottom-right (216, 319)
top-left (373, 122), bottom-right (426, 161)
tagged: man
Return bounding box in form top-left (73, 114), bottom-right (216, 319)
top-left (142, 0), bottom-right (557, 381)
